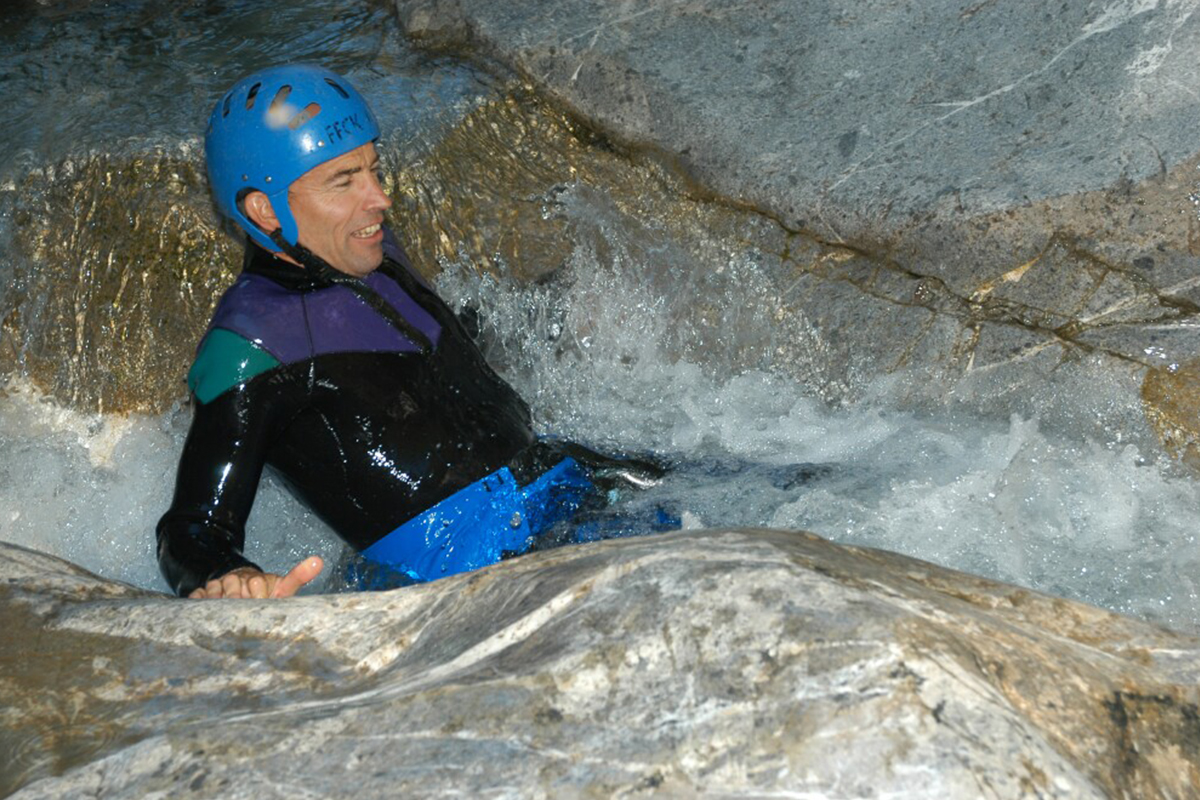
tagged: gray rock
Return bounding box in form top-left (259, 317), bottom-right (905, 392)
top-left (5, 531), bottom-right (1200, 797)
top-left (392, 0), bottom-right (1200, 442)
top-left (395, 0), bottom-right (1199, 236)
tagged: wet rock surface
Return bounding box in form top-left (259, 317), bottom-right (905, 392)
top-left (4, 152), bottom-right (239, 414)
top-left (14, 2), bottom-right (1200, 428)
top-left (8, 7), bottom-right (1200, 796)
top-left (4, 530), bottom-right (1200, 798)
top-left (397, 1), bottom-right (1200, 214)
top-left (394, 0), bottom-right (1200, 443)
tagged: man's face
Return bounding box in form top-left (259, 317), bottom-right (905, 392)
top-left (288, 142), bottom-right (391, 278)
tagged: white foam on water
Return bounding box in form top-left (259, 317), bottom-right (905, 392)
top-left (6, 247), bottom-right (1200, 631)
top-left (6, 179), bottom-right (1200, 633)
top-left (435, 204), bottom-right (1200, 635)
top-left (0, 378), bottom-right (343, 594)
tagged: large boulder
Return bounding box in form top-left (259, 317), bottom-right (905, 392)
top-left (394, 0), bottom-right (1200, 443)
top-left (4, 530), bottom-right (1200, 797)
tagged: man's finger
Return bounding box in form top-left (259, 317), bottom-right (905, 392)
top-left (220, 572), bottom-right (248, 599)
top-left (247, 574), bottom-right (268, 599)
top-left (270, 556), bottom-right (325, 598)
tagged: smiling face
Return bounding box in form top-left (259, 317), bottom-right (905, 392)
top-left (286, 142), bottom-right (392, 278)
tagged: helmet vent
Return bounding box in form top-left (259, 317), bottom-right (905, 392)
top-left (222, 94), bottom-right (231, 118)
top-left (245, 82), bottom-right (262, 110)
top-left (289, 103), bottom-right (321, 130)
top-left (325, 78), bottom-right (350, 99)
top-left (269, 85), bottom-right (293, 115)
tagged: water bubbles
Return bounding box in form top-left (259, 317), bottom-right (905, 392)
top-left (0, 379), bottom-right (342, 594)
top-left (1142, 345), bottom-right (1180, 373)
top-left (434, 225), bottom-right (1200, 633)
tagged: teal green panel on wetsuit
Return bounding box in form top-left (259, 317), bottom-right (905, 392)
top-left (188, 328), bottom-right (281, 404)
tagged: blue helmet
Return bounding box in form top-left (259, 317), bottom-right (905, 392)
top-left (205, 64), bottom-right (381, 252)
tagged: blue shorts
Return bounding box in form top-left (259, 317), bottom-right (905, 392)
top-left (350, 457), bottom-right (595, 586)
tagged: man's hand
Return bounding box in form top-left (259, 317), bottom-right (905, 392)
top-left (188, 556), bottom-right (325, 600)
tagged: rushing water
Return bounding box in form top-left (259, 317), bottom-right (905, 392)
top-left (2, 0), bottom-right (1200, 634)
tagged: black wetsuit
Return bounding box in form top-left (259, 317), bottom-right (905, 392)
top-left (157, 238), bottom-right (544, 596)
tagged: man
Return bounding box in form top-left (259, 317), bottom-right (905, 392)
top-left (158, 64), bottom-right (659, 600)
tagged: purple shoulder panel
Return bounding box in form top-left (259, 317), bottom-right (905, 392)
top-left (206, 275), bottom-right (309, 363)
top-left (208, 270), bottom-right (442, 365)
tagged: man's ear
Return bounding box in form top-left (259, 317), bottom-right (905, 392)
top-left (242, 191), bottom-right (281, 234)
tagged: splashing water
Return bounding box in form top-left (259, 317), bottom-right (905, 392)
top-left (432, 183), bottom-right (1200, 633)
top-left (4, 186), bottom-right (1200, 630)
top-left (0, 378), bottom-right (344, 592)
top-left (2, 0), bottom-right (1200, 639)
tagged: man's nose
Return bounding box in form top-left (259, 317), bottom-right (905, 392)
top-left (365, 174), bottom-right (392, 211)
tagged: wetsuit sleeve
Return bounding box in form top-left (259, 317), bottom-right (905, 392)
top-left (156, 364), bottom-right (297, 597)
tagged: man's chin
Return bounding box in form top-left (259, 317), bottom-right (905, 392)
top-left (337, 244), bottom-right (384, 277)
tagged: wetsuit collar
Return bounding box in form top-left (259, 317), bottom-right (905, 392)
top-left (242, 239), bottom-right (329, 291)
top-left (245, 234), bottom-right (386, 292)
top-left (242, 238), bottom-right (433, 355)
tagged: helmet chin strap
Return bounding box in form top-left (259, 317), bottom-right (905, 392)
top-left (268, 229), bottom-right (342, 286)
top-left (266, 228), bottom-right (432, 355)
